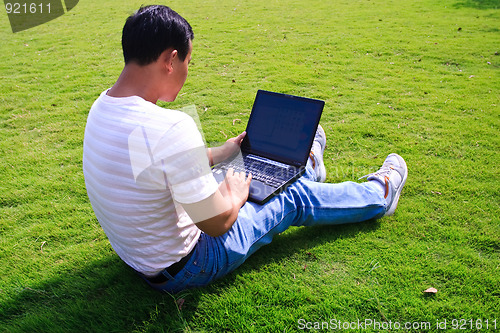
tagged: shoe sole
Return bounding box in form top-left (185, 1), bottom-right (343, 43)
top-left (315, 125), bottom-right (327, 182)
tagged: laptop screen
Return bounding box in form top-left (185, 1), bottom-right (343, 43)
top-left (241, 90), bottom-right (324, 166)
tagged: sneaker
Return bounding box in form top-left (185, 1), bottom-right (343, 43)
top-left (309, 125), bottom-right (327, 182)
top-left (359, 153), bottom-right (408, 216)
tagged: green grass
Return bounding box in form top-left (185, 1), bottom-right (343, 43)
top-left (1, 0), bottom-right (499, 332)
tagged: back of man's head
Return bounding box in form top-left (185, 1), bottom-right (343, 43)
top-left (122, 5), bottom-right (194, 66)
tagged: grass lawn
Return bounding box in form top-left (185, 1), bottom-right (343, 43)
top-left (0, 0), bottom-right (498, 332)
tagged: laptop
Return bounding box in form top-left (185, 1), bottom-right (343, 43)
top-left (212, 90), bottom-right (325, 204)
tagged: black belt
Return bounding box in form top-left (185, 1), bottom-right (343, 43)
top-left (142, 248), bottom-right (195, 284)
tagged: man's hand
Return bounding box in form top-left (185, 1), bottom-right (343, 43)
top-left (181, 167), bottom-right (251, 237)
top-left (223, 131), bottom-right (246, 157)
top-left (208, 131), bottom-right (246, 166)
top-left (219, 167), bottom-right (252, 208)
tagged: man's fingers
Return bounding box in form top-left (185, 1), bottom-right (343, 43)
top-left (226, 131), bottom-right (246, 145)
top-left (246, 172), bottom-right (252, 184)
top-left (225, 168), bottom-right (251, 187)
top-left (237, 131), bottom-right (246, 142)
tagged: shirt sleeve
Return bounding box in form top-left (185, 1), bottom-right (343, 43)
top-left (156, 117), bottom-right (219, 204)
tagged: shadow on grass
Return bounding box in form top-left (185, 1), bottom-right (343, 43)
top-left (1, 220), bottom-right (380, 332)
top-left (454, 0), bottom-right (499, 9)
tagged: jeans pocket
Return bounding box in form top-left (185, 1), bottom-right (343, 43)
top-left (183, 238), bottom-right (217, 288)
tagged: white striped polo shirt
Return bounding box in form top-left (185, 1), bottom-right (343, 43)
top-left (83, 90), bottom-right (218, 276)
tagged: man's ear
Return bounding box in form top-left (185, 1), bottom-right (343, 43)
top-left (160, 49), bottom-right (178, 73)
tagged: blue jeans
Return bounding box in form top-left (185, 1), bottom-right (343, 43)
top-left (149, 162), bottom-right (386, 293)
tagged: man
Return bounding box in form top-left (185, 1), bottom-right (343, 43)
top-left (83, 5), bottom-right (408, 293)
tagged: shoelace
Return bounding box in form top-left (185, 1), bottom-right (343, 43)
top-left (358, 165), bottom-right (395, 180)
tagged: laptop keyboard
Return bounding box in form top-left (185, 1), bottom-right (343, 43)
top-left (219, 156), bottom-right (296, 188)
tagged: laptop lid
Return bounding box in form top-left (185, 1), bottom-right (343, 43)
top-left (241, 90), bottom-right (325, 167)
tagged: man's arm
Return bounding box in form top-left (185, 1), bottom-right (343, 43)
top-left (181, 168), bottom-right (251, 237)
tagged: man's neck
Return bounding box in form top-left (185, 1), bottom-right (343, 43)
top-left (107, 63), bottom-right (160, 104)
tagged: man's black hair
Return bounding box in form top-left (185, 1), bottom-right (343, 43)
top-left (122, 5), bottom-right (194, 65)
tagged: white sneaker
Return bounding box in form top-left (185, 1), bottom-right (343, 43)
top-left (360, 153), bottom-right (408, 216)
top-left (310, 125), bottom-right (327, 182)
